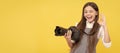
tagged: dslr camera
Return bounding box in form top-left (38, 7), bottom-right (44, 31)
top-left (54, 26), bottom-right (80, 43)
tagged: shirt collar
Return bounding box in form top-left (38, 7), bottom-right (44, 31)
top-left (86, 21), bottom-right (95, 28)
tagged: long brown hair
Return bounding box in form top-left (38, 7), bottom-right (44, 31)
top-left (76, 2), bottom-right (100, 53)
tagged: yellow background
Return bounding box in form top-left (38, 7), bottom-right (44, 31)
top-left (0, 0), bottom-right (120, 53)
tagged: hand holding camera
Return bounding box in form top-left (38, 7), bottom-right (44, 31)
top-left (54, 26), bottom-right (80, 43)
top-left (64, 30), bottom-right (74, 43)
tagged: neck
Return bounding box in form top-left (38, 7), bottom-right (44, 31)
top-left (86, 21), bottom-right (95, 24)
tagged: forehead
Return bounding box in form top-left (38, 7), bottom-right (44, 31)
top-left (84, 6), bottom-right (95, 11)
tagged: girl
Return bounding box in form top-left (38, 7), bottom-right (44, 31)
top-left (64, 2), bottom-right (111, 53)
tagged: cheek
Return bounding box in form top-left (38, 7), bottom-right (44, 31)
top-left (91, 13), bottom-right (96, 18)
top-left (93, 14), bottom-right (97, 19)
top-left (84, 13), bottom-right (87, 18)
top-left (92, 17), bottom-right (95, 20)
top-left (84, 14), bottom-right (87, 19)
top-left (93, 12), bottom-right (97, 17)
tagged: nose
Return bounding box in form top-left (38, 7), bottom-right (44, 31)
top-left (86, 12), bottom-right (91, 16)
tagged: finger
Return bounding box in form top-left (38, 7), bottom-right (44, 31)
top-left (69, 30), bottom-right (72, 36)
top-left (68, 30), bottom-right (72, 38)
top-left (66, 30), bottom-right (70, 38)
top-left (64, 33), bottom-right (67, 36)
top-left (99, 14), bottom-right (106, 24)
top-left (64, 33), bottom-right (67, 38)
top-left (67, 30), bottom-right (70, 36)
top-left (101, 14), bottom-right (106, 21)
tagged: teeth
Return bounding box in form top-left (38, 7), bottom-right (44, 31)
top-left (87, 16), bottom-right (92, 19)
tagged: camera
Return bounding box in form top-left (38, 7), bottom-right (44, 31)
top-left (54, 26), bottom-right (80, 43)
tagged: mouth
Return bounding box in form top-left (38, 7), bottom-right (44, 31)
top-left (86, 16), bottom-right (92, 19)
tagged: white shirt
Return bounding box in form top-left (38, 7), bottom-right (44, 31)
top-left (75, 21), bottom-right (111, 48)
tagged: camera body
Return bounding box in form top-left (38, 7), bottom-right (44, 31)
top-left (54, 26), bottom-right (80, 43)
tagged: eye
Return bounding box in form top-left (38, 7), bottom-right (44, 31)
top-left (84, 10), bottom-right (87, 13)
top-left (89, 10), bottom-right (93, 13)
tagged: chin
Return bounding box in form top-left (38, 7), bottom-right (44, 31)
top-left (88, 20), bottom-right (94, 23)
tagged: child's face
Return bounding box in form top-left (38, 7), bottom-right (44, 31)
top-left (84, 6), bottom-right (98, 23)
